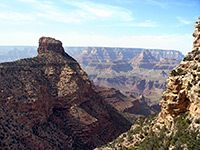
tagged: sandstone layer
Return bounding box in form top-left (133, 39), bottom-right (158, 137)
top-left (129, 50), bottom-right (158, 69)
top-left (96, 17), bottom-right (200, 150)
top-left (0, 37), bottom-right (132, 149)
top-left (157, 17), bottom-right (200, 129)
top-left (76, 47), bottom-right (184, 108)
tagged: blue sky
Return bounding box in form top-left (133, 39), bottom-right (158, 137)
top-left (0, 0), bottom-right (199, 54)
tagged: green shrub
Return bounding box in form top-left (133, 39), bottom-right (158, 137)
top-left (183, 55), bottom-right (193, 61)
top-left (193, 50), bottom-right (200, 57)
top-left (195, 118), bottom-right (200, 124)
top-left (188, 82), bottom-right (192, 90)
top-left (139, 134), bottom-right (144, 139)
top-left (193, 65), bottom-right (198, 70)
top-left (171, 69), bottom-right (183, 76)
top-left (128, 146), bottom-right (136, 150)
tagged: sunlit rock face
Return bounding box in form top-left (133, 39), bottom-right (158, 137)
top-left (193, 17), bottom-right (200, 49)
top-left (158, 17), bottom-right (200, 130)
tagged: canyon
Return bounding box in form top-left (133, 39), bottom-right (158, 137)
top-left (0, 45), bottom-right (184, 110)
top-left (0, 37), bottom-right (158, 149)
top-left (76, 47), bottom-right (183, 108)
top-left (97, 17), bottom-right (200, 150)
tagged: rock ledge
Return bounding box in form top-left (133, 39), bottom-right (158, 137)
top-left (37, 37), bottom-right (64, 55)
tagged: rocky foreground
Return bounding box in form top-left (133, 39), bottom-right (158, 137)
top-left (96, 17), bottom-right (200, 150)
top-left (0, 37), bottom-right (151, 149)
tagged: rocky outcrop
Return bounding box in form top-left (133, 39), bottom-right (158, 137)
top-left (157, 17), bottom-right (200, 129)
top-left (193, 17), bottom-right (200, 49)
top-left (37, 37), bottom-right (65, 55)
top-left (0, 37), bottom-right (132, 149)
top-left (96, 18), bottom-right (200, 150)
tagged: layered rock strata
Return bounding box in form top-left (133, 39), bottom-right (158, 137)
top-left (0, 37), bottom-right (132, 149)
top-left (157, 17), bottom-right (200, 129)
top-left (130, 50), bottom-right (158, 69)
top-left (95, 17), bottom-right (200, 150)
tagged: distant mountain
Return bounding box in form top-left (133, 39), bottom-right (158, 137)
top-left (130, 50), bottom-right (158, 69)
top-left (0, 45), bottom-right (184, 108)
top-left (64, 46), bottom-right (85, 56)
top-left (0, 46), bottom-right (37, 62)
top-left (0, 46), bottom-right (184, 63)
top-left (0, 46), bottom-right (84, 63)
top-left (0, 37), bottom-right (134, 149)
top-left (96, 17), bottom-right (200, 150)
top-left (153, 58), bottom-right (180, 70)
top-left (95, 59), bottom-right (133, 72)
top-left (76, 48), bottom-right (184, 108)
top-left (75, 47), bottom-right (184, 66)
top-left (0, 37), bottom-right (159, 149)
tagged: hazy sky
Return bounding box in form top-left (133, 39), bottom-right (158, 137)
top-left (0, 0), bottom-right (199, 54)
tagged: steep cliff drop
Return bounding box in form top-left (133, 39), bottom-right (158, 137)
top-left (0, 37), bottom-right (132, 149)
top-left (96, 17), bottom-right (200, 150)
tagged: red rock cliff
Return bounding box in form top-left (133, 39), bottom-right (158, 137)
top-left (0, 37), bottom-right (131, 149)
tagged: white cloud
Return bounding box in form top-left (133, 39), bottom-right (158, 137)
top-left (12, 0), bottom-right (133, 24)
top-left (35, 11), bottom-right (82, 23)
top-left (146, 0), bottom-right (168, 9)
top-left (17, 0), bottom-right (37, 3)
top-left (0, 11), bottom-right (35, 21)
top-left (2, 0), bottom-right (82, 23)
top-left (14, 0), bottom-right (134, 23)
top-left (0, 3), bottom-right (8, 8)
top-left (177, 17), bottom-right (192, 25)
top-left (174, 1), bottom-right (198, 7)
top-left (114, 20), bottom-right (158, 27)
top-left (64, 1), bottom-right (134, 21)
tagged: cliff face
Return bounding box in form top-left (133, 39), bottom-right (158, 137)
top-left (153, 58), bottom-right (179, 70)
top-left (0, 37), bottom-right (132, 149)
top-left (96, 17), bottom-right (200, 150)
top-left (129, 50), bottom-right (158, 69)
top-left (76, 47), bottom-right (184, 66)
top-left (157, 17), bottom-right (200, 129)
top-left (76, 47), bottom-right (183, 109)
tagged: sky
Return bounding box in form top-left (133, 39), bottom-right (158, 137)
top-left (0, 0), bottom-right (199, 54)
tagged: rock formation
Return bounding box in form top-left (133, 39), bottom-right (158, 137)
top-left (95, 59), bottom-right (133, 72)
top-left (153, 58), bottom-right (179, 70)
top-left (93, 86), bottom-right (155, 119)
top-left (157, 17), bottom-right (200, 129)
top-left (37, 37), bottom-right (65, 55)
top-left (130, 50), bottom-right (158, 69)
top-left (75, 47), bottom-right (184, 65)
top-left (96, 17), bottom-right (200, 150)
top-left (193, 17), bottom-right (200, 49)
top-left (76, 48), bottom-right (183, 109)
top-left (0, 45), bottom-right (184, 111)
top-left (0, 37), bottom-right (133, 149)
